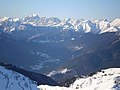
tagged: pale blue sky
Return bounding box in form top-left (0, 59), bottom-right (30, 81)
top-left (0, 0), bottom-right (120, 20)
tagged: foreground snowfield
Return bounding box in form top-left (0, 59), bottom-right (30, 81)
top-left (38, 85), bottom-right (73, 90)
top-left (0, 66), bottom-right (39, 90)
top-left (38, 68), bottom-right (120, 90)
top-left (1, 65), bottom-right (120, 90)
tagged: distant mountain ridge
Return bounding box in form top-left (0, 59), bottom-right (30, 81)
top-left (0, 14), bottom-right (120, 34)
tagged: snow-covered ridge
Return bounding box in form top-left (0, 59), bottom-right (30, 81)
top-left (0, 66), bottom-right (38, 90)
top-left (0, 14), bottom-right (120, 34)
top-left (38, 68), bottom-right (120, 90)
top-left (47, 68), bottom-right (71, 77)
top-left (71, 68), bottom-right (120, 90)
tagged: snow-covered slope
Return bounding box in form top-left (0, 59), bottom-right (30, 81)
top-left (71, 68), bottom-right (120, 90)
top-left (0, 66), bottom-right (39, 90)
top-left (0, 15), bottom-right (120, 34)
top-left (38, 85), bottom-right (73, 90)
top-left (38, 68), bottom-right (120, 90)
top-left (111, 18), bottom-right (120, 27)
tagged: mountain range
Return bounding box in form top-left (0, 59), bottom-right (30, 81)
top-left (0, 14), bottom-right (120, 34)
top-left (0, 14), bottom-right (120, 86)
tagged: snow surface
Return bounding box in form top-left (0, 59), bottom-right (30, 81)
top-left (0, 17), bottom-right (9, 22)
top-left (47, 68), bottom-right (71, 77)
top-left (0, 62), bottom-right (120, 90)
top-left (100, 27), bottom-right (119, 34)
top-left (111, 18), bottom-right (120, 27)
top-left (39, 68), bottom-right (120, 90)
top-left (0, 66), bottom-right (39, 90)
top-left (38, 85), bottom-right (73, 90)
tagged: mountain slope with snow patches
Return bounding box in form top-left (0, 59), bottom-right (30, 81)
top-left (0, 66), bottom-right (39, 90)
top-left (38, 68), bottom-right (120, 90)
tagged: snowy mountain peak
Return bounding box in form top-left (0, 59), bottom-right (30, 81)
top-left (13, 18), bottom-right (20, 22)
top-left (100, 26), bottom-right (119, 34)
top-left (0, 17), bottom-right (20, 23)
top-left (24, 14), bottom-right (40, 23)
top-left (0, 17), bottom-right (10, 22)
top-left (111, 17), bottom-right (120, 27)
top-left (28, 14), bottom-right (39, 18)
